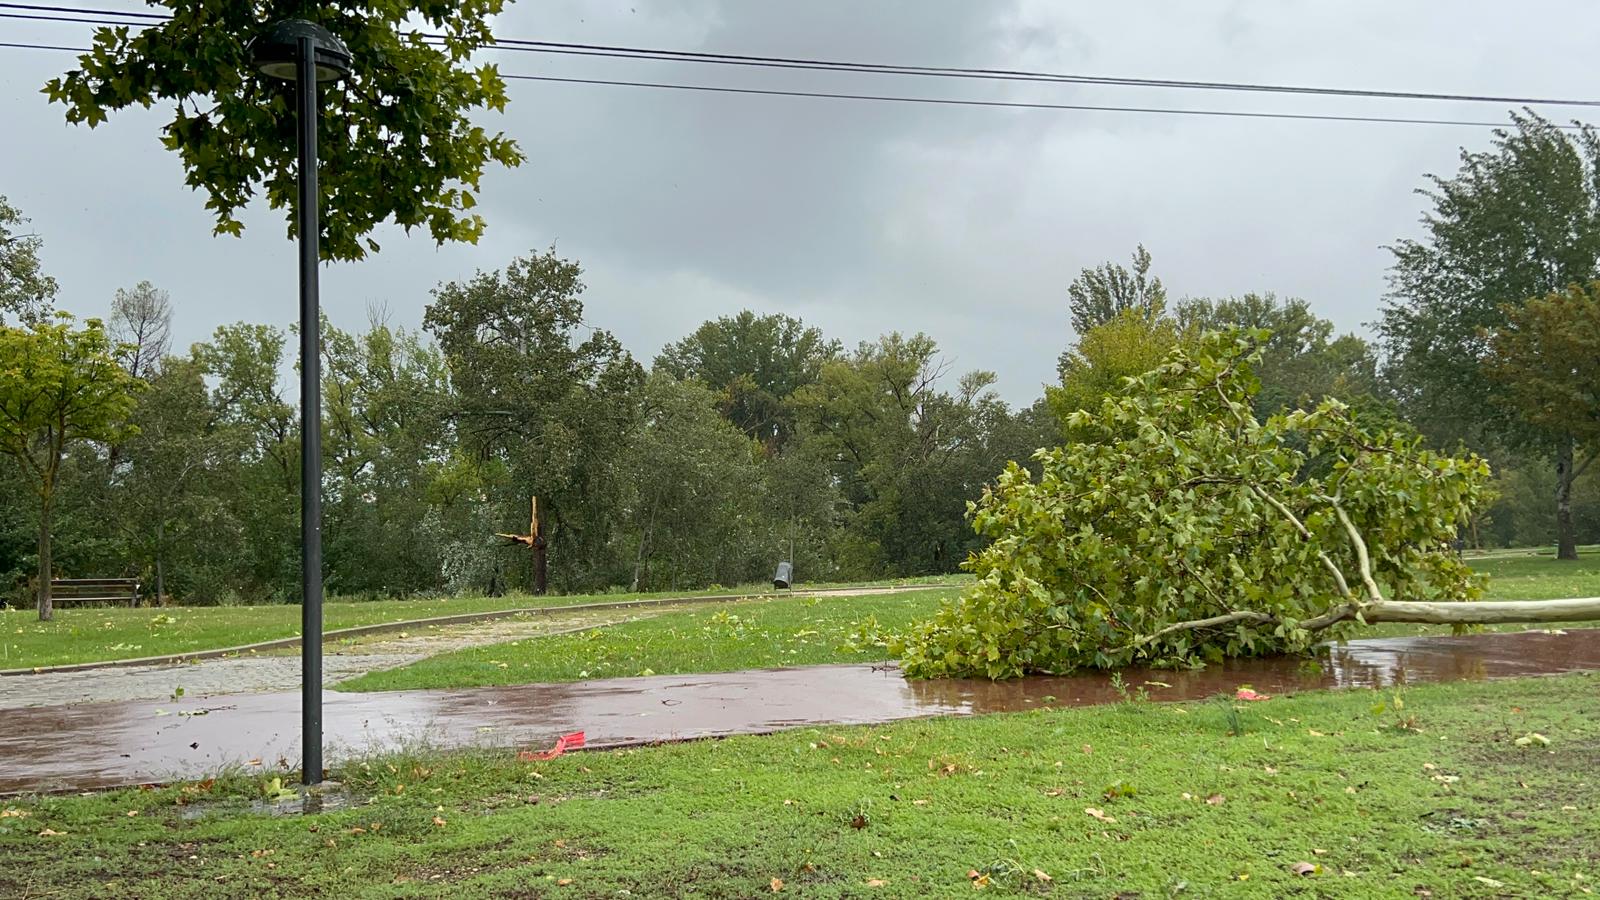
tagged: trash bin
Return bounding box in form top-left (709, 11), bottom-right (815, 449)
top-left (772, 561), bottom-right (793, 589)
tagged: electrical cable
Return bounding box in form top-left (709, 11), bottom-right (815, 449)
top-left (5, 1), bottom-right (1600, 109)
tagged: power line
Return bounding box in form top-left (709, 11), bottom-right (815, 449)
top-left (6, 1), bottom-right (1600, 109)
top-left (0, 34), bottom-right (1582, 130)
top-left (500, 73), bottom-right (1558, 128)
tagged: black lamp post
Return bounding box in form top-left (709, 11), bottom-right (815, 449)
top-left (249, 19), bottom-right (352, 786)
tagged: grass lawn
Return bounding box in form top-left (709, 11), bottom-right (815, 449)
top-left (4, 673), bottom-right (1595, 898)
top-left (0, 586), bottom-right (790, 670)
top-left (339, 588), bottom-right (954, 692)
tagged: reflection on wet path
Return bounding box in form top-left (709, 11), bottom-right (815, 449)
top-left (2, 629), bottom-right (1594, 794)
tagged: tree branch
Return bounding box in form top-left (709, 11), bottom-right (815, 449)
top-left (1330, 500), bottom-right (1383, 602)
top-left (1248, 484), bottom-right (1353, 600)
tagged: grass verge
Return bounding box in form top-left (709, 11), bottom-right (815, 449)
top-left (339, 589), bottom-right (953, 692)
top-left (3, 673), bottom-right (1595, 898)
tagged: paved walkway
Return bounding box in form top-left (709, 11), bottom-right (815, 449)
top-left (2, 629), bottom-right (1596, 794)
top-left (0, 608), bottom-right (648, 710)
top-left (0, 586), bottom-right (939, 709)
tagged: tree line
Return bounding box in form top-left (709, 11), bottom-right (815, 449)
top-left (3, 113), bottom-right (1598, 614)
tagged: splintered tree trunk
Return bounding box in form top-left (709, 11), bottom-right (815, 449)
top-left (1556, 438), bottom-right (1579, 561)
top-left (36, 495), bottom-right (53, 622)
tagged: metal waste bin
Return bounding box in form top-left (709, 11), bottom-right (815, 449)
top-left (772, 561), bottom-right (793, 589)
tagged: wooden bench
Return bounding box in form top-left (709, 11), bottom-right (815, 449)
top-left (49, 578), bottom-right (141, 608)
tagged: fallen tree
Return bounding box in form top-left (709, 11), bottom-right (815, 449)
top-left (898, 330), bottom-right (1600, 680)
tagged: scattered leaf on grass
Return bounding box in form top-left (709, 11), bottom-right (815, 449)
top-left (557, 879), bottom-right (572, 886)
top-left (1085, 807), bottom-right (1117, 823)
top-left (1473, 876), bottom-right (1505, 888)
top-left (1033, 869), bottom-right (1052, 882)
top-left (38, 828), bottom-right (65, 836)
top-left (0, 808), bottom-right (30, 819)
top-left (1205, 794), bottom-right (1225, 806)
top-left (1514, 733), bottom-right (1551, 747)
top-left (770, 877), bottom-right (784, 892)
top-left (866, 878), bottom-right (889, 887)
top-left (432, 816), bottom-right (447, 827)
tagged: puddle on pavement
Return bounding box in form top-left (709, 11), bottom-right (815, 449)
top-left (3, 628), bottom-right (1597, 794)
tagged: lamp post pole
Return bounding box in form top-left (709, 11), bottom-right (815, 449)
top-left (251, 18), bottom-right (350, 787)
top-left (294, 33), bottom-right (325, 788)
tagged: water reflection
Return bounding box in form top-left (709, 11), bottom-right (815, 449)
top-left (2, 629), bottom-right (1594, 794)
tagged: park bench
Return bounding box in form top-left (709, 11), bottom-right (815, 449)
top-left (48, 577), bottom-right (141, 608)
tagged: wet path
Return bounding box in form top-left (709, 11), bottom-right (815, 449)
top-left (0, 608), bottom-right (651, 710)
top-left (1, 629), bottom-right (1595, 794)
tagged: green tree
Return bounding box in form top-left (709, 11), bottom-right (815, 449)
top-left (1380, 111), bottom-right (1600, 558)
top-left (112, 357), bottom-right (243, 603)
top-left (0, 195), bottom-right (57, 325)
top-left (1067, 244), bottom-right (1166, 337)
top-left (424, 249), bottom-right (644, 591)
top-left (321, 315), bottom-right (452, 595)
top-left (1483, 283), bottom-right (1600, 558)
top-left (791, 333), bottom-right (1033, 576)
top-left (45, 2), bottom-right (523, 261)
top-left (192, 322), bottom-right (299, 599)
top-left (1046, 309), bottom-right (1190, 433)
top-left (899, 332), bottom-right (1598, 681)
top-left (0, 316), bottom-right (139, 620)
top-left (618, 374), bottom-right (768, 591)
top-left (1176, 293), bottom-right (1383, 416)
top-left (655, 311), bottom-right (840, 449)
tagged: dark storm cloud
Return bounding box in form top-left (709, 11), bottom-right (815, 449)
top-left (2, 1), bottom-right (1597, 403)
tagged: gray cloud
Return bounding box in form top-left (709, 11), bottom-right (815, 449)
top-left (2, 1), bottom-right (1596, 404)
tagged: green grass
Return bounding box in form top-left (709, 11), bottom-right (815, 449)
top-left (0, 586), bottom-right (790, 670)
top-left (339, 589), bottom-right (953, 692)
top-left (4, 673), bottom-right (1595, 898)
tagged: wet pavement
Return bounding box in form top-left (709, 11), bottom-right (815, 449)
top-left (1, 629), bottom-right (1595, 794)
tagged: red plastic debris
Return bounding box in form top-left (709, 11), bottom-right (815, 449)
top-left (519, 731), bottom-right (586, 762)
top-left (1234, 688), bottom-right (1271, 702)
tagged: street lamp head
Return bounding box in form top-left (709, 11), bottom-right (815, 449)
top-left (250, 19), bottom-right (352, 82)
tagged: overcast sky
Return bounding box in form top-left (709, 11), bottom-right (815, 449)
top-left (3, 1), bottom-right (1597, 404)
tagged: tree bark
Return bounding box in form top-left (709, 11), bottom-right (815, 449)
top-left (1357, 596), bottom-right (1600, 625)
top-left (36, 494), bottom-right (53, 622)
top-left (1555, 437), bottom-right (1579, 561)
top-left (1151, 597), bottom-right (1600, 642)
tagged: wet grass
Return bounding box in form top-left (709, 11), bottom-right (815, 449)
top-left (3, 673), bottom-right (1595, 898)
top-left (339, 589), bottom-right (952, 692)
top-left (0, 586), bottom-right (789, 670)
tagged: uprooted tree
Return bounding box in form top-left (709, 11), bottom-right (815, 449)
top-left (898, 331), bottom-right (1600, 680)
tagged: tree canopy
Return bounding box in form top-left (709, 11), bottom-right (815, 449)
top-left (1066, 244), bottom-right (1166, 338)
top-left (45, 2), bottom-right (524, 260)
top-left (0, 316), bottom-right (140, 619)
top-left (654, 311), bottom-right (839, 449)
top-left (0, 195), bottom-right (57, 325)
top-left (1380, 111), bottom-right (1600, 558)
